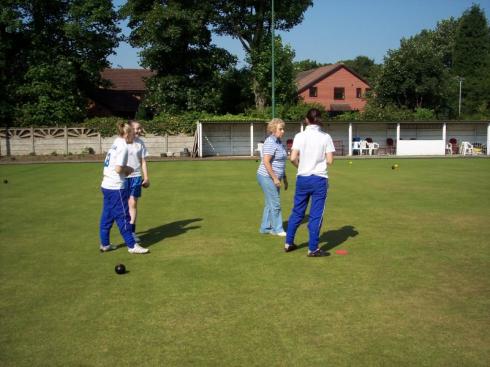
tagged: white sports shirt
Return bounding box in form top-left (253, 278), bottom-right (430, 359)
top-left (101, 137), bottom-right (129, 189)
top-left (291, 124), bottom-right (335, 178)
top-left (127, 137), bottom-right (149, 178)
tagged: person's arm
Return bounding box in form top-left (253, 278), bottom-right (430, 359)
top-left (115, 165), bottom-right (134, 176)
top-left (290, 149), bottom-right (299, 168)
top-left (114, 144), bottom-right (133, 176)
top-left (263, 154), bottom-right (281, 187)
top-left (326, 152), bottom-right (334, 165)
top-left (141, 158), bottom-right (150, 188)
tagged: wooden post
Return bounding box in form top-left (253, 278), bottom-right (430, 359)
top-left (64, 126), bottom-right (68, 155)
top-left (348, 123), bottom-right (353, 156)
top-left (250, 122), bottom-right (254, 157)
top-left (31, 127), bottom-right (35, 154)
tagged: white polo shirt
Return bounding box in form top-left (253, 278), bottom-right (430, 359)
top-left (127, 137), bottom-right (149, 178)
top-left (291, 124), bottom-right (335, 178)
top-left (101, 137), bottom-right (128, 189)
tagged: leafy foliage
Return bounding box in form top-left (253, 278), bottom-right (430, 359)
top-left (121, 0), bottom-right (235, 114)
top-left (337, 56), bottom-right (381, 85)
top-left (211, 0), bottom-right (312, 109)
top-left (0, 0), bottom-right (120, 126)
top-left (246, 36), bottom-right (298, 108)
top-left (293, 59), bottom-right (328, 75)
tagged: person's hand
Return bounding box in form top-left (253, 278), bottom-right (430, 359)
top-left (284, 178), bottom-right (288, 191)
top-left (125, 166), bottom-right (134, 176)
top-left (142, 178), bottom-right (150, 188)
top-left (273, 177), bottom-right (281, 187)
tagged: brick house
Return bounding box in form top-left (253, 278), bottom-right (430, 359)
top-left (296, 64), bottom-right (371, 115)
top-left (88, 68), bottom-right (155, 118)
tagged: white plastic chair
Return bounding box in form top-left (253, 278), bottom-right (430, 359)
top-left (255, 142), bottom-right (264, 157)
top-left (352, 141), bottom-right (361, 155)
top-left (459, 141), bottom-right (473, 156)
top-left (445, 143), bottom-right (453, 155)
top-left (368, 142), bottom-right (380, 155)
top-left (360, 140), bottom-right (370, 155)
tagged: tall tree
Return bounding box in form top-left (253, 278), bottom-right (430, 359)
top-left (337, 56), bottom-right (380, 85)
top-left (452, 4), bottom-right (490, 115)
top-left (246, 35), bottom-right (297, 108)
top-left (375, 32), bottom-right (449, 111)
top-left (211, 0), bottom-right (312, 109)
top-left (0, 1), bottom-right (29, 123)
top-left (121, 0), bottom-right (235, 114)
top-left (1, 0), bottom-right (120, 126)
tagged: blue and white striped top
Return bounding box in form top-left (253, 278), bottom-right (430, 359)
top-left (257, 135), bottom-right (287, 179)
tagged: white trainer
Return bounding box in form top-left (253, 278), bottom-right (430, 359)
top-left (132, 233), bottom-right (141, 243)
top-left (128, 243), bottom-right (149, 254)
top-left (273, 231), bottom-right (287, 237)
top-left (100, 244), bottom-right (117, 252)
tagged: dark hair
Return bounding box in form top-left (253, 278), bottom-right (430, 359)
top-left (306, 108), bottom-right (322, 124)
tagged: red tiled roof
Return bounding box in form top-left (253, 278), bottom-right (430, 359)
top-left (101, 68), bottom-right (155, 91)
top-left (295, 64), bottom-right (370, 93)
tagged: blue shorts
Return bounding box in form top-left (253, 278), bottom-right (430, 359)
top-left (126, 176), bottom-right (143, 198)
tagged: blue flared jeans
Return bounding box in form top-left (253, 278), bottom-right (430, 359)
top-left (257, 173), bottom-right (284, 234)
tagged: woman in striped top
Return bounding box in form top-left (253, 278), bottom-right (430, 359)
top-left (257, 118), bottom-right (288, 236)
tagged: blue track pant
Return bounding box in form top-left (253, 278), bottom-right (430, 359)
top-left (99, 188), bottom-right (135, 248)
top-left (286, 175), bottom-right (329, 252)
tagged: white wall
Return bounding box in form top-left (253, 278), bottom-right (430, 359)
top-left (0, 133), bottom-right (194, 156)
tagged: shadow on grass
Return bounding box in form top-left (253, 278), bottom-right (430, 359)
top-left (295, 225), bottom-right (359, 251)
top-left (138, 218), bottom-right (203, 248)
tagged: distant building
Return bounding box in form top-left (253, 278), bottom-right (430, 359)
top-left (296, 64), bottom-right (371, 115)
top-left (88, 68), bottom-right (154, 118)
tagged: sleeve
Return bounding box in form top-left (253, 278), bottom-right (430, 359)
top-left (291, 133), bottom-right (302, 151)
top-left (325, 135), bottom-right (336, 153)
top-left (141, 141), bottom-right (149, 158)
top-left (262, 138), bottom-right (276, 156)
top-left (114, 141), bottom-right (128, 166)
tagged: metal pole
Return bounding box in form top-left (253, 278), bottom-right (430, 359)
top-left (271, 0), bottom-right (275, 118)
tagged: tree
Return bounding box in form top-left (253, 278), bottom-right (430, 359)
top-left (0, 1), bottom-right (29, 123)
top-left (337, 56), bottom-right (380, 85)
top-left (211, 0), bottom-right (313, 109)
top-left (293, 59), bottom-right (327, 76)
top-left (452, 4), bottom-right (490, 116)
top-left (375, 33), bottom-right (449, 112)
top-left (121, 0), bottom-right (235, 114)
top-left (1, 0), bottom-right (120, 126)
top-left (246, 35), bottom-right (297, 108)
top-left (218, 67), bottom-right (255, 114)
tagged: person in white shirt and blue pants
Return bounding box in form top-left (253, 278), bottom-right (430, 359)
top-left (99, 122), bottom-right (149, 254)
top-left (284, 109), bottom-right (335, 257)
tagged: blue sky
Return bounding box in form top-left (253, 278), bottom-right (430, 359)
top-left (109, 0), bottom-right (490, 68)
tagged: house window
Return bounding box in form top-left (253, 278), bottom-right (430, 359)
top-left (334, 87), bottom-right (345, 100)
top-left (356, 88), bottom-right (362, 98)
top-left (309, 87), bottom-right (318, 97)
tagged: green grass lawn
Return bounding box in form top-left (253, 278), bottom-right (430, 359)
top-left (1, 158), bottom-right (489, 366)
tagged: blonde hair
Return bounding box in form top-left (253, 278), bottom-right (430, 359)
top-left (267, 118), bottom-right (285, 134)
top-left (116, 122), bottom-right (133, 137)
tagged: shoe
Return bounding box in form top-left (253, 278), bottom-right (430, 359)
top-left (307, 249), bottom-right (328, 257)
top-left (100, 244), bottom-right (117, 252)
top-left (272, 231), bottom-right (287, 237)
top-left (128, 243), bottom-right (149, 254)
top-left (132, 233), bottom-right (141, 243)
top-left (284, 243), bottom-right (297, 253)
